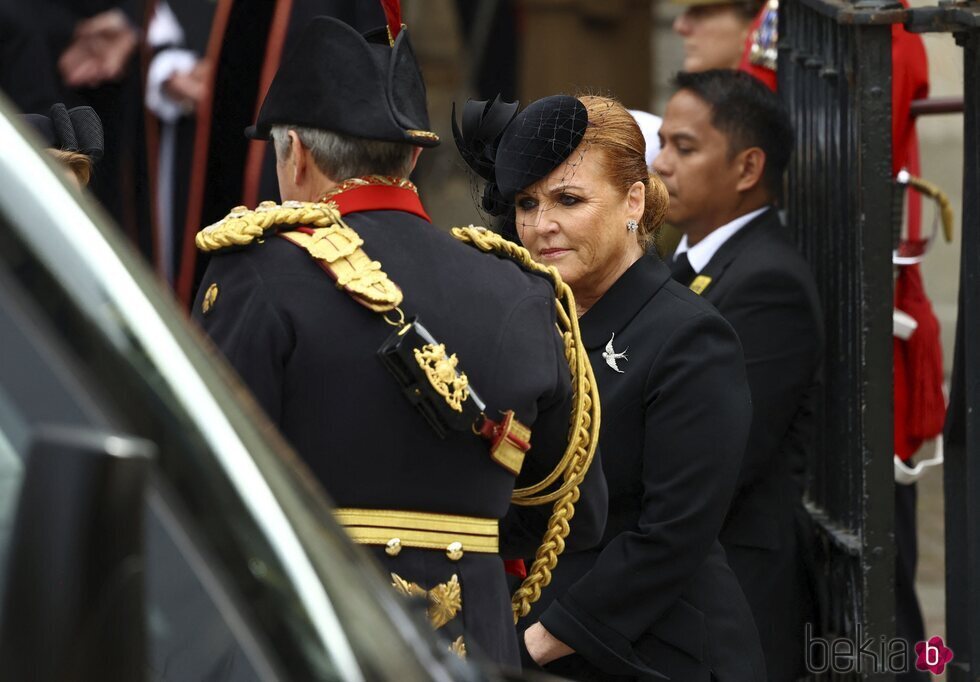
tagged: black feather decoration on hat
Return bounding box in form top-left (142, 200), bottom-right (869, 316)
top-left (452, 96), bottom-right (519, 182)
top-left (452, 96), bottom-right (519, 216)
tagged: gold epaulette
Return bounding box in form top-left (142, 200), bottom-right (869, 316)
top-left (195, 200), bottom-right (402, 314)
top-left (195, 200), bottom-right (345, 252)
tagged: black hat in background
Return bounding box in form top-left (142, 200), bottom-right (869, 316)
top-left (22, 104), bottom-right (104, 162)
top-left (246, 16), bottom-right (439, 147)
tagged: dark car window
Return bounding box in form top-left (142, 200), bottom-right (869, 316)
top-left (0, 101), bottom-right (473, 681)
top-left (0, 241), bottom-right (272, 681)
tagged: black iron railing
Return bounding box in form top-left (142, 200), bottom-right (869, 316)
top-left (782, 0), bottom-right (980, 679)
top-left (923, 5), bottom-right (980, 680)
top-left (781, 2), bottom-right (898, 673)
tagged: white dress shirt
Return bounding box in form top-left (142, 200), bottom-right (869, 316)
top-left (673, 206), bottom-right (771, 273)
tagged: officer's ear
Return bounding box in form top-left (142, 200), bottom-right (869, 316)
top-left (734, 146), bottom-right (766, 193)
top-left (407, 146), bottom-right (423, 175)
top-left (288, 130), bottom-right (308, 185)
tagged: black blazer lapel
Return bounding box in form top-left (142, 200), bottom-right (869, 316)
top-left (579, 255), bottom-right (672, 351)
top-left (692, 207), bottom-right (780, 299)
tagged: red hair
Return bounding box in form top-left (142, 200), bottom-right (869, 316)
top-left (576, 95), bottom-right (669, 248)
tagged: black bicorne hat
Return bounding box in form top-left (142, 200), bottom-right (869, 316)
top-left (246, 16), bottom-right (439, 147)
top-left (22, 104), bottom-right (104, 162)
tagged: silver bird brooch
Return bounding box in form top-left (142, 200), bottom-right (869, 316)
top-left (602, 333), bottom-right (629, 374)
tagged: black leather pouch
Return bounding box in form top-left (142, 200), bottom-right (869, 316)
top-left (377, 317), bottom-right (482, 438)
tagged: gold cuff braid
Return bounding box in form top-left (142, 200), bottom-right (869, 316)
top-left (451, 226), bottom-right (601, 623)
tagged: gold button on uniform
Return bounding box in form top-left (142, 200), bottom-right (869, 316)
top-left (202, 283), bottom-right (219, 315)
top-left (386, 538), bottom-right (402, 556)
top-left (446, 541), bottom-right (463, 561)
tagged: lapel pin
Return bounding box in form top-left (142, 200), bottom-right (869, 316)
top-left (689, 275), bottom-right (712, 296)
top-left (602, 333), bottom-right (629, 374)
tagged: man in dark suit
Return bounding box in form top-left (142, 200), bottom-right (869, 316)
top-left (655, 69), bottom-right (824, 680)
top-left (191, 14), bottom-right (607, 669)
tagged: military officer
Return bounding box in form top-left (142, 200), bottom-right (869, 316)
top-left (190, 13), bottom-right (607, 669)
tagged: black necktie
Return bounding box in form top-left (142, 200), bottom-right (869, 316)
top-left (670, 252), bottom-right (696, 286)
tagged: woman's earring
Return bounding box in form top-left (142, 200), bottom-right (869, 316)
top-left (626, 219), bottom-right (639, 233)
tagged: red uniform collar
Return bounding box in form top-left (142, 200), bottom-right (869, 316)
top-left (318, 176), bottom-right (431, 223)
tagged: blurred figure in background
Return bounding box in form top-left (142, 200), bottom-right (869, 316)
top-left (658, 0), bottom-right (764, 256)
top-left (1, 1), bottom-right (151, 252)
top-left (145, 0), bottom-right (215, 285)
top-left (671, 0), bottom-right (764, 72)
top-left (42, 0), bottom-right (148, 244)
top-left (627, 109), bottom-right (662, 169)
top-left (0, 0), bottom-right (60, 114)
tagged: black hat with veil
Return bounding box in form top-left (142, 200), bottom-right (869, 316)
top-left (453, 94), bottom-right (597, 235)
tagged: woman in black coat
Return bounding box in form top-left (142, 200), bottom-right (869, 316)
top-left (457, 94), bottom-right (766, 681)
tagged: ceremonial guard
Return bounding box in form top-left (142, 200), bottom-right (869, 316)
top-left (190, 10), bottom-right (607, 668)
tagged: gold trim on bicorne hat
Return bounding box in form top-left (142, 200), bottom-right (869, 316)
top-left (407, 129), bottom-right (440, 142)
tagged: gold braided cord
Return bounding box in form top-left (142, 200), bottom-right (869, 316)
top-left (450, 226), bottom-right (601, 622)
top-left (195, 200), bottom-right (345, 252)
top-left (510, 428), bottom-right (592, 622)
top-left (451, 226), bottom-right (600, 504)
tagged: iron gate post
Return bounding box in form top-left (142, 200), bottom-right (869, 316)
top-left (943, 22), bottom-right (980, 682)
top-left (781, 1), bottom-right (899, 678)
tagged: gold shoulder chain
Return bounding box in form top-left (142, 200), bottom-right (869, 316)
top-left (451, 225), bottom-right (601, 622)
top-left (196, 200), bottom-right (346, 252)
top-left (196, 200), bottom-right (403, 314)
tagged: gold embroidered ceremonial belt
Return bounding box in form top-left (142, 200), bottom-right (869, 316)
top-left (334, 508), bottom-right (499, 557)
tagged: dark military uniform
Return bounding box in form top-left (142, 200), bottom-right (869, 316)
top-left (192, 179), bottom-right (607, 666)
top-left (190, 15), bottom-right (607, 666)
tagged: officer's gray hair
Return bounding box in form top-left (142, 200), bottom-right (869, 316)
top-left (270, 125), bottom-right (415, 181)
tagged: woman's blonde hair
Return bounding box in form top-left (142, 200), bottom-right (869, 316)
top-left (575, 94), bottom-right (669, 249)
top-left (48, 149), bottom-right (93, 187)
